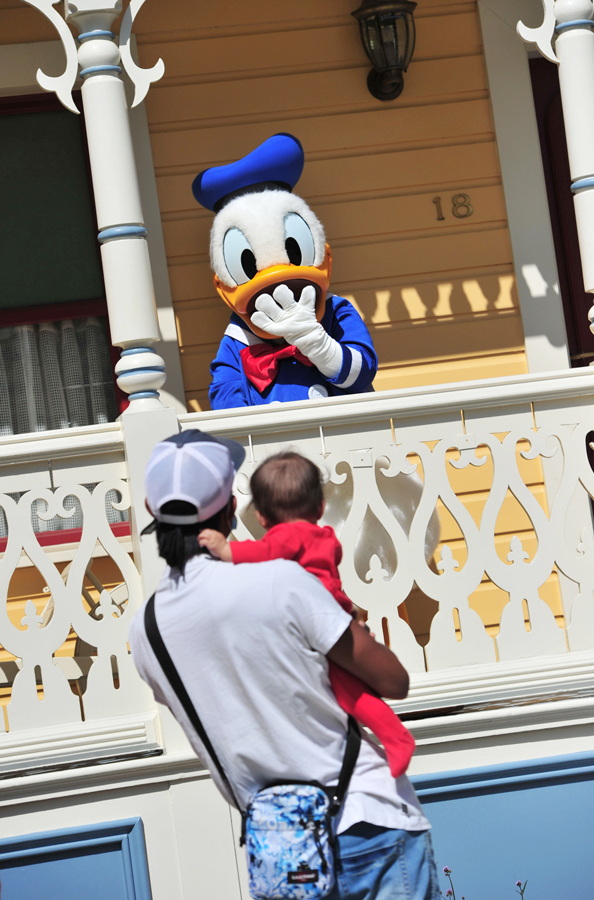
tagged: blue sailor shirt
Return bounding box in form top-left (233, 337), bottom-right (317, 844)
top-left (209, 295), bottom-right (378, 410)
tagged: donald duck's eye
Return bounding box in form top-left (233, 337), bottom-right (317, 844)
top-left (284, 213), bottom-right (315, 267)
top-left (223, 228), bottom-right (258, 285)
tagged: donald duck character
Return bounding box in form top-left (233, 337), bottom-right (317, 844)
top-left (192, 134), bottom-right (378, 410)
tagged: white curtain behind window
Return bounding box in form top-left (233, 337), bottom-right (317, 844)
top-left (0, 317), bottom-right (126, 538)
top-left (0, 317), bottom-right (118, 436)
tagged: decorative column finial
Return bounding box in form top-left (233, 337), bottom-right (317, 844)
top-left (18, 0), bottom-right (80, 112)
top-left (517, 0), bottom-right (559, 63)
top-left (119, 0), bottom-right (165, 108)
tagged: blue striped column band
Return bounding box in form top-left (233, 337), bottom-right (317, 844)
top-left (80, 65), bottom-right (122, 78)
top-left (119, 347), bottom-right (164, 375)
top-left (77, 31), bottom-right (115, 41)
top-left (555, 19), bottom-right (594, 32)
top-left (128, 391), bottom-right (160, 400)
top-left (571, 177), bottom-right (594, 193)
top-left (121, 347), bottom-right (156, 356)
top-left (98, 225), bottom-right (147, 243)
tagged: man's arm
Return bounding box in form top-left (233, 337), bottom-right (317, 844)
top-left (327, 621), bottom-right (409, 700)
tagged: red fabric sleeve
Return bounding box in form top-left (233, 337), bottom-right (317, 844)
top-left (230, 526), bottom-right (302, 564)
top-left (230, 539), bottom-right (275, 564)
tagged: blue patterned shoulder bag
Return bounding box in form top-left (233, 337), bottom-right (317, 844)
top-left (145, 594), bottom-right (361, 900)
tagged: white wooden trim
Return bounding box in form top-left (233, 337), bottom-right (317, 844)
top-left (478, 0), bottom-right (571, 373)
top-left (179, 365), bottom-right (594, 435)
top-left (0, 712), bottom-right (161, 774)
top-left (0, 664), bottom-right (591, 802)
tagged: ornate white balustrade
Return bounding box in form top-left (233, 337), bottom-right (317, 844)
top-left (1, 369), bottom-right (594, 767)
top-left (0, 423), bottom-right (158, 772)
top-left (183, 367), bottom-right (594, 696)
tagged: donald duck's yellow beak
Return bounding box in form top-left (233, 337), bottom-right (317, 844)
top-left (214, 245), bottom-right (332, 340)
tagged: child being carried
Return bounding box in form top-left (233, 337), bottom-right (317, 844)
top-left (199, 450), bottom-right (415, 779)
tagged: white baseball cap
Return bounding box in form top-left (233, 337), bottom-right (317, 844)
top-left (143, 429), bottom-right (245, 529)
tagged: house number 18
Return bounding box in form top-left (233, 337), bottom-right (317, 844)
top-left (433, 194), bottom-right (474, 220)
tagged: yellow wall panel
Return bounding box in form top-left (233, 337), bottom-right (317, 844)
top-left (145, 54), bottom-right (486, 131)
top-left (135, 0), bottom-right (477, 41)
top-left (157, 140), bottom-right (501, 218)
top-left (371, 312), bottom-right (524, 368)
top-left (342, 273), bottom-right (518, 325)
top-left (163, 186), bottom-right (507, 261)
top-left (136, 0), bottom-right (356, 35)
top-left (150, 98), bottom-right (495, 174)
top-left (139, 13), bottom-right (480, 84)
top-left (0, 2), bottom-right (58, 44)
top-left (332, 229), bottom-right (513, 284)
top-left (373, 352), bottom-right (527, 395)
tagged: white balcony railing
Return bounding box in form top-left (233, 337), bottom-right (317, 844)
top-left (1, 368), bottom-right (594, 769)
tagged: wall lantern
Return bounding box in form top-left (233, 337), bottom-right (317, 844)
top-left (352, 0), bottom-right (417, 102)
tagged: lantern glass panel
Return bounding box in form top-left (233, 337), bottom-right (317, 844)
top-left (379, 13), bottom-right (400, 69)
top-left (402, 15), bottom-right (415, 68)
top-left (363, 18), bottom-right (384, 70)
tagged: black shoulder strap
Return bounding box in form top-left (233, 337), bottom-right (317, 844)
top-left (144, 593), bottom-right (243, 812)
top-left (330, 715), bottom-right (361, 815)
top-left (144, 593), bottom-right (361, 818)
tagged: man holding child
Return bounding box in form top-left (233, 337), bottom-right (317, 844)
top-left (129, 429), bottom-right (438, 900)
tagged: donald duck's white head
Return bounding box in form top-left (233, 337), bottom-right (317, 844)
top-left (193, 134), bottom-right (332, 339)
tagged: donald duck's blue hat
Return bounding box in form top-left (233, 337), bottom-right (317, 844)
top-left (192, 133), bottom-right (305, 213)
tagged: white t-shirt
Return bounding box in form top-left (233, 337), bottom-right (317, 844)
top-left (129, 553), bottom-right (430, 835)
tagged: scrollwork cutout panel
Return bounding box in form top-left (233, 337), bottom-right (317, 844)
top-left (0, 461), bottom-right (153, 733)
top-left (220, 390), bottom-right (594, 675)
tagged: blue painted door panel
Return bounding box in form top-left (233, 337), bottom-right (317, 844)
top-left (0, 818), bottom-right (151, 900)
top-left (0, 846), bottom-right (129, 900)
top-left (427, 775), bottom-right (594, 900)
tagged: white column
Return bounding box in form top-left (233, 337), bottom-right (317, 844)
top-left (519, 0), bottom-right (594, 352)
top-left (555, 2), bottom-right (594, 297)
top-left (66, 1), bottom-right (167, 411)
top-left (47, 1), bottom-right (179, 594)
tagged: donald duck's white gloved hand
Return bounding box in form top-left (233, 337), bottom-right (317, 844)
top-left (250, 284), bottom-right (343, 379)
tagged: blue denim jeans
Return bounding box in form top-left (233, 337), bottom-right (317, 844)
top-left (327, 823), bottom-right (439, 900)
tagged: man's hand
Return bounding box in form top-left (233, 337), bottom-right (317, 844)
top-left (250, 284), bottom-right (343, 379)
top-left (198, 529), bottom-right (233, 561)
top-left (327, 621), bottom-right (409, 700)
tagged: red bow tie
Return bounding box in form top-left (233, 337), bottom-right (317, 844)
top-left (240, 343), bottom-right (312, 392)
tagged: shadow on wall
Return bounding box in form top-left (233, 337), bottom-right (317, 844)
top-left (338, 273), bottom-right (525, 390)
top-left (344, 274), bottom-right (516, 326)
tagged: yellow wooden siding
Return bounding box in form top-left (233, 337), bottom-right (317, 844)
top-left (132, 0), bottom-right (527, 412)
